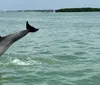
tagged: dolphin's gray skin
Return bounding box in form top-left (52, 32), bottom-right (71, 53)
top-left (0, 21), bottom-right (39, 56)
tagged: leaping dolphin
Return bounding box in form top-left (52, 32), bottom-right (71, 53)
top-left (0, 21), bottom-right (39, 56)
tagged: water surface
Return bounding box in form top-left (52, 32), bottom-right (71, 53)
top-left (0, 12), bottom-right (100, 85)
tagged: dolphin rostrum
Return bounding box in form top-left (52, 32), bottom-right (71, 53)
top-left (0, 21), bottom-right (39, 56)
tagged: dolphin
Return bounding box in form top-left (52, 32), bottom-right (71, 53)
top-left (0, 21), bottom-right (39, 56)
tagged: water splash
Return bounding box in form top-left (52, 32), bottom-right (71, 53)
top-left (11, 58), bottom-right (42, 66)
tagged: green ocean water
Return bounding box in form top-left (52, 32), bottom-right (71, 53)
top-left (0, 12), bottom-right (100, 85)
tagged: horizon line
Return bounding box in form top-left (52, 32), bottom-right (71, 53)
top-left (1, 7), bottom-right (100, 11)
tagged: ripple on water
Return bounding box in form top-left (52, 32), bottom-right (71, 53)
top-left (53, 54), bottom-right (79, 61)
top-left (74, 52), bottom-right (88, 56)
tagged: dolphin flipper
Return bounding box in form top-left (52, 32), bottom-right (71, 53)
top-left (26, 21), bottom-right (39, 32)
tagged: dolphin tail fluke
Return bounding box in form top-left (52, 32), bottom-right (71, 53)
top-left (26, 21), bottom-right (39, 32)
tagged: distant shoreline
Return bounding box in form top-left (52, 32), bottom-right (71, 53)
top-left (2, 8), bottom-right (100, 12)
top-left (6, 10), bottom-right (54, 13)
top-left (55, 8), bottom-right (100, 12)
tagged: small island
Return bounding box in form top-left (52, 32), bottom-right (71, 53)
top-left (55, 8), bottom-right (100, 12)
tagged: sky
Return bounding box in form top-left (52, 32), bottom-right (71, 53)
top-left (0, 0), bottom-right (100, 10)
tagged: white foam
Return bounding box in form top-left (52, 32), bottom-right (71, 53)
top-left (12, 59), bottom-right (41, 66)
top-left (12, 59), bottom-right (31, 65)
